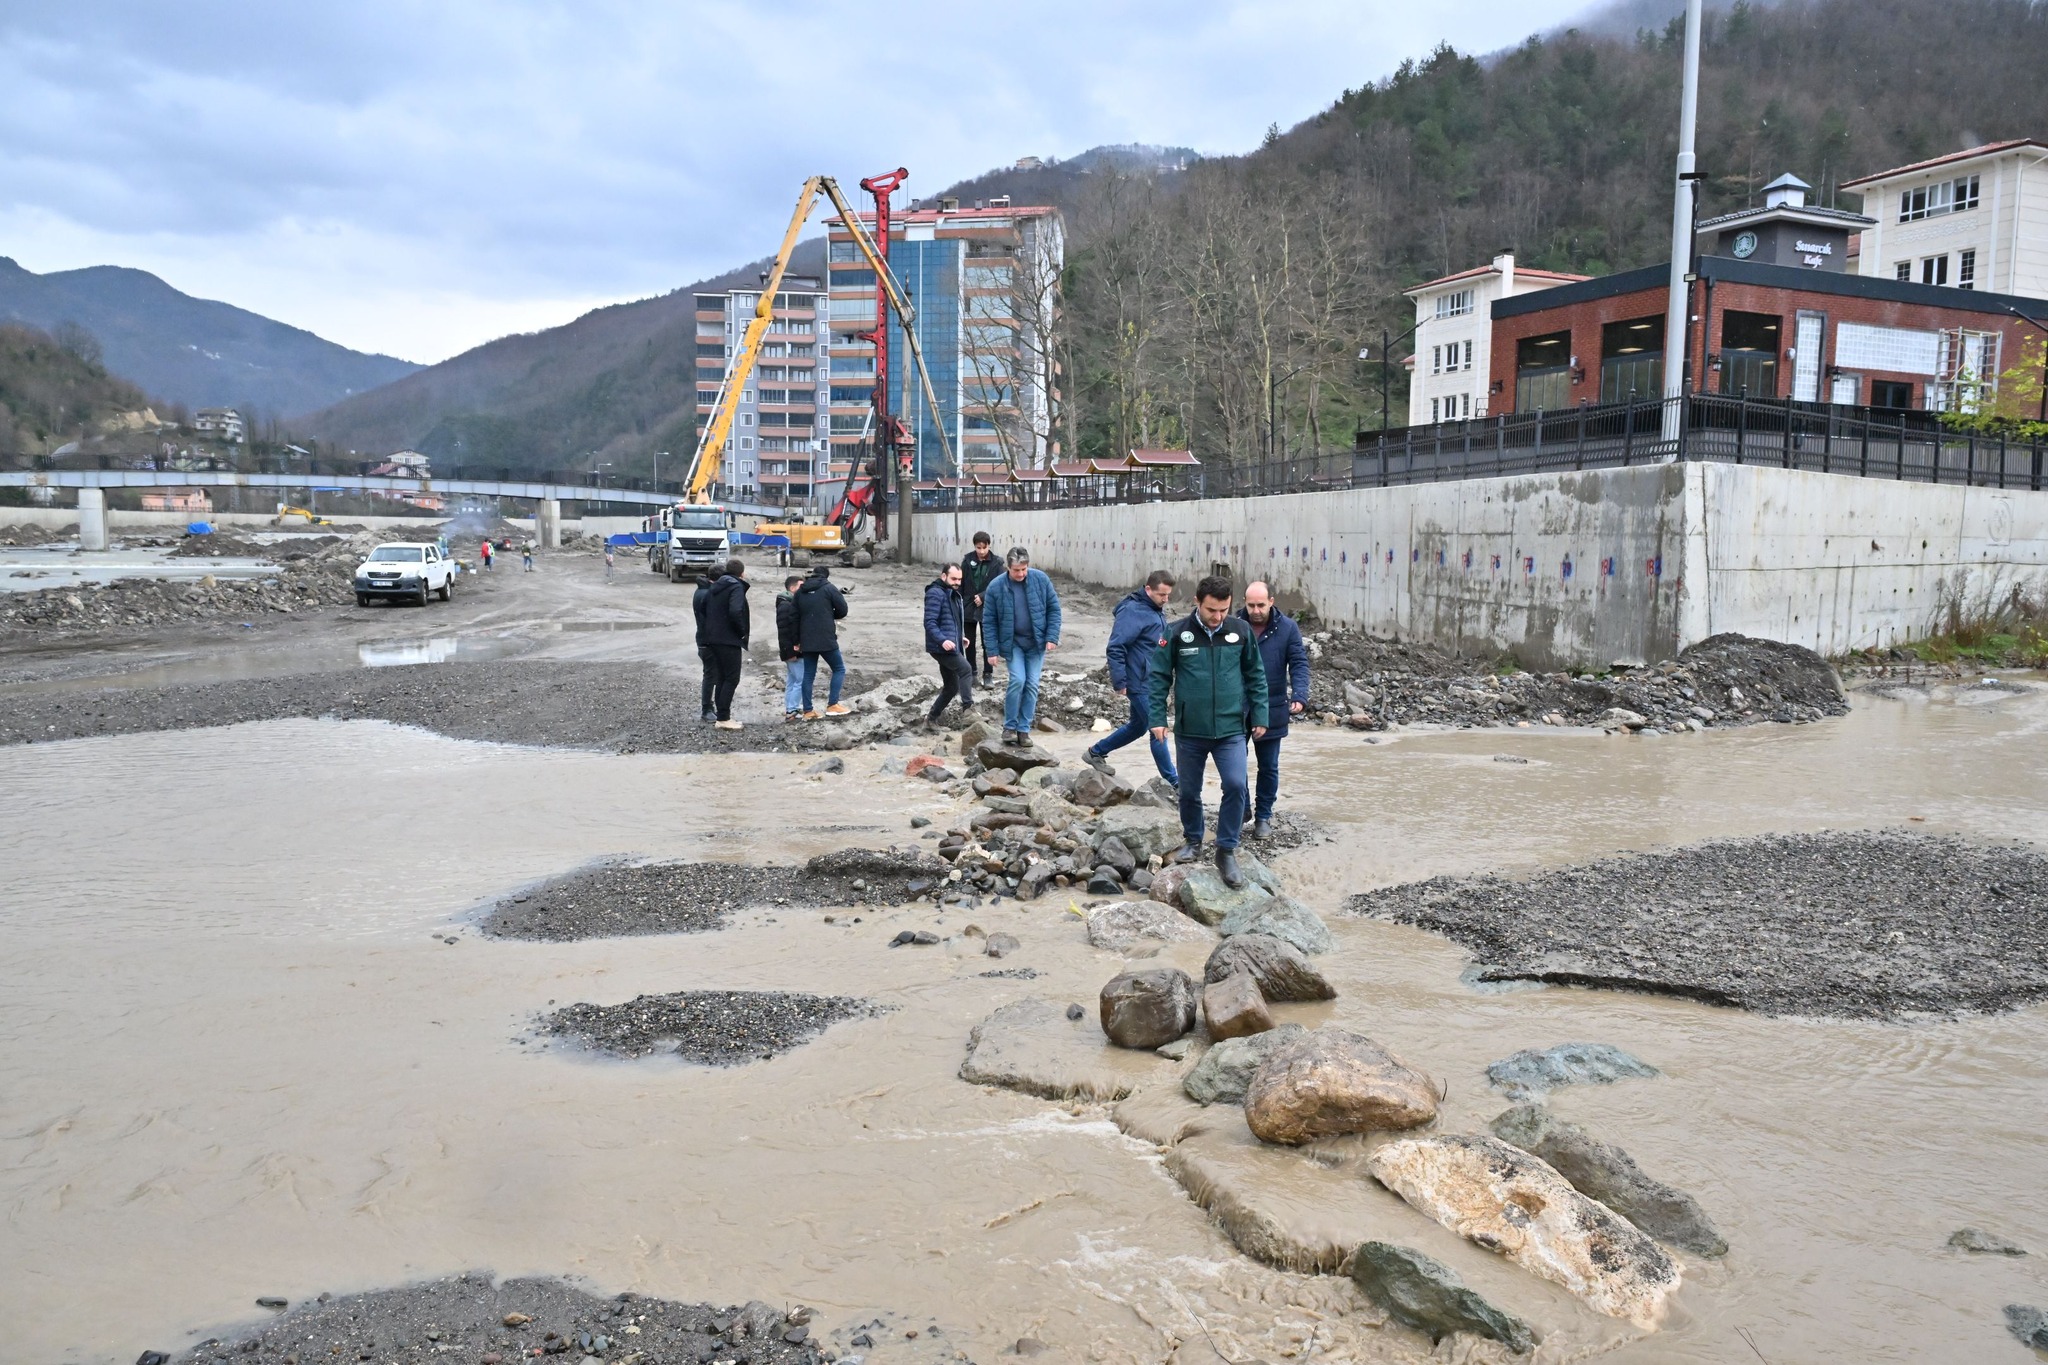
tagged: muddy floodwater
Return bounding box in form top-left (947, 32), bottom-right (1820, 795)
top-left (4, 682), bottom-right (2047, 1363)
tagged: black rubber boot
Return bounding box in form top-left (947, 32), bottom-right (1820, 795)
top-left (1251, 818), bottom-right (1275, 840)
top-left (1216, 846), bottom-right (1244, 889)
top-left (1171, 842), bottom-right (1203, 865)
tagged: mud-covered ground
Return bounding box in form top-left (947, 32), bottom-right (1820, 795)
top-left (1347, 829), bottom-right (2048, 1020)
top-left (161, 1273), bottom-right (832, 1365)
top-left (540, 990), bottom-right (887, 1064)
top-left (480, 850), bottom-right (949, 940)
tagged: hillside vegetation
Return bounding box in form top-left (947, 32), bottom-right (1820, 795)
top-left (0, 323), bottom-right (153, 457)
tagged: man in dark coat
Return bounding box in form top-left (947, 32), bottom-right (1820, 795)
top-left (699, 559), bottom-right (750, 730)
top-left (692, 572), bottom-right (720, 723)
top-left (959, 531), bottom-right (1001, 687)
top-left (922, 561), bottom-right (973, 728)
top-left (1239, 581), bottom-right (1311, 841)
top-left (775, 573), bottom-right (804, 720)
top-left (794, 566), bottom-right (849, 718)
top-left (1083, 569), bottom-right (1179, 785)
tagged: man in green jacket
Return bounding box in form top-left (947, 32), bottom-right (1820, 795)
top-left (1149, 574), bottom-right (1267, 887)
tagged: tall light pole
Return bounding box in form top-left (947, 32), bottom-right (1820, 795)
top-left (1661, 0), bottom-right (1705, 449)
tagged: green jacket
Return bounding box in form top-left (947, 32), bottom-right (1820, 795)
top-left (1149, 612), bottom-right (1269, 740)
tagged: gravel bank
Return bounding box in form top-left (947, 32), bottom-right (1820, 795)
top-left (1347, 830), bottom-right (2048, 1020)
top-left (541, 990), bottom-right (885, 1064)
top-left (481, 850), bottom-right (948, 940)
top-left (158, 1272), bottom-right (829, 1365)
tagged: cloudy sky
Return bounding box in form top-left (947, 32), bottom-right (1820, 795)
top-left (2, 0), bottom-right (1604, 365)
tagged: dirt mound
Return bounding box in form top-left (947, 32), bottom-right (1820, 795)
top-left (1348, 829), bottom-right (2048, 1019)
top-left (169, 530), bottom-right (273, 558)
top-left (541, 990), bottom-right (884, 1064)
top-left (0, 522), bottom-right (73, 546)
top-left (159, 1272), bottom-right (831, 1365)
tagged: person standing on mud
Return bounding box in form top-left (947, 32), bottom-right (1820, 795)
top-left (922, 561), bottom-right (973, 731)
top-left (521, 543), bottom-right (535, 572)
top-left (1150, 575), bottom-right (1266, 888)
top-left (699, 559), bottom-right (750, 730)
top-left (795, 565), bottom-right (850, 719)
top-left (776, 573), bottom-right (805, 721)
top-left (604, 542), bottom-right (615, 578)
top-left (479, 539), bottom-right (493, 572)
top-left (960, 531), bottom-right (1001, 688)
top-left (1083, 569), bottom-right (1179, 787)
top-left (982, 546), bottom-right (1061, 746)
top-left (1238, 581), bottom-right (1310, 841)
top-left (692, 570), bottom-right (720, 723)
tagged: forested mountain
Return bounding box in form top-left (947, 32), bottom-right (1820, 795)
top-left (0, 323), bottom-right (154, 457)
top-left (0, 257), bottom-right (417, 421)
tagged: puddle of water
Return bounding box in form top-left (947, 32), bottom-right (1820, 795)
top-left (540, 620), bottom-right (670, 633)
top-left (1, 693), bottom-right (2045, 1364)
top-left (3, 633), bottom-right (534, 693)
top-left (0, 547), bottom-right (275, 593)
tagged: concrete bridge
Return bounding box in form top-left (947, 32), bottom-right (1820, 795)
top-left (0, 468), bottom-right (786, 550)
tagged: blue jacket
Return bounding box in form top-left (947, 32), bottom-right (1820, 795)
top-left (1105, 589), bottom-right (1170, 692)
top-left (982, 566), bottom-right (1062, 656)
top-left (1241, 608), bottom-right (1311, 737)
top-left (923, 576), bottom-right (966, 654)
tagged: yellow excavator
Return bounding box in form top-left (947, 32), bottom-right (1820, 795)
top-left (683, 175), bottom-right (955, 565)
top-left (275, 504), bottom-right (333, 526)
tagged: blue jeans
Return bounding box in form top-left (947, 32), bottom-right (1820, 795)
top-left (1088, 688), bottom-right (1178, 783)
top-left (1003, 645), bottom-right (1046, 733)
top-left (783, 659), bottom-right (804, 714)
top-left (1251, 733), bottom-right (1283, 822)
top-left (801, 649), bottom-right (845, 711)
top-left (1176, 734), bottom-right (1249, 851)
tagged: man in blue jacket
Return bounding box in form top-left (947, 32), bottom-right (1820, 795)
top-left (980, 546), bottom-right (1062, 745)
top-left (1083, 569), bottom-right (1179, 785)
top-left (922, 561), bottom-right (973, 729)
top-left (1239, 581), bottom-right (1311, 840)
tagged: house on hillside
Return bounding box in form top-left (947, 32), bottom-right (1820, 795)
top-left (1844, 140), bottom-right (2048, 297)
top-left (1403, 255), bottom-right (1586, 423)
top-left (192, 408), bottom-right (244, 443)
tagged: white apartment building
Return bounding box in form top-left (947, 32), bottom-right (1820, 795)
top-left (1844, 139), bottom-right (2048, 298)
top-left (192, 407), bottom-right (245, 443)
top-left (1403, 255), bottom-right (1584, 423)
top-left (693, 274), bottom-right (830, 505)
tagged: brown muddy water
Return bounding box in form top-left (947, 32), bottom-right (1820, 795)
top-left (3, 683), bottom-right (2046, 1363)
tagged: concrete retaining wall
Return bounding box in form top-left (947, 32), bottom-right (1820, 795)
top-left (913, 463), bottom-right (2048, 666)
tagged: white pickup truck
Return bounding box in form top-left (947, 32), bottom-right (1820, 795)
top-left (353, 542), bottom-right (456, 606)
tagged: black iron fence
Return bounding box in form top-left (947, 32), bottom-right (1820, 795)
top-left (918, 394), bottom-right (2048, 511)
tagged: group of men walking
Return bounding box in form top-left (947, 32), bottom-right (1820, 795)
top-left (922, 534), bottom-right (1063, 743)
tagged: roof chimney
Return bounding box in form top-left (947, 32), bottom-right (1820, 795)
top-left (1493, 252), bottom-right (1515, 293)
top-left (1764, 173), bottom-right (1811, 209)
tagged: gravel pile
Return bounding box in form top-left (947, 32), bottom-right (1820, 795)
top-left (1308, 630), bottom-right (1846, 732)
top-left (0, 522), bottom-right (73, 546)
top-left (482, 849), bottom-right (949, 940)
top-left (542, 990), bottom-right (884, 1064)
top-left (1347, 830), bottom-right (2048, 1019)
top-left (157, 1272), bottom-right (829, 1365)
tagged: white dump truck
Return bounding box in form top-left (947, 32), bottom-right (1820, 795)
top-left (647, 503), bottom-right (732, 582)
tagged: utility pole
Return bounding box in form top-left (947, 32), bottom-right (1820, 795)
top-left (1661, 0), bottom-right (1705, 450)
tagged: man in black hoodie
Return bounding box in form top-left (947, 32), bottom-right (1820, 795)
top-left (794, 566), bottom-right (850, 718)
top-left (691, 572), bottom-right (720, 723)
top-left (699, 559), bottom-right (751, 730)
top-left (959, 531), bottom-right (1001, 687)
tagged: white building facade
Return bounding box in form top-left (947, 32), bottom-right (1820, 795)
top-left (1403, 255), bottom-right (1584, 424)
top-left (694, 275), bottom-right (830, 506)
top-left (1845, 139), bottom-right (2048, 299)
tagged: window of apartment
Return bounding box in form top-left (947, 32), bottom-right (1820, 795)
top-left (1430, 397), bottom-right (1440, 422)
top-left (1430, 345), bottom-right (1443, 376)
top-left (695, 342), bottom-right (725, 358)
top-left (756, 366), bottom-right (786, 382)
top-left (759, 411), bottom-right (787, 427)
top-left (1899, 174), bottom-right (1981, 221)
top-left (772, 320), bottom-right (815, 335)
top-left (1435, 289), bottom-right (1475, 319)
top-left (1513, 330), bottom-right (1571, 412)
top-left (1959, 249), bottom-right (1977, 290)
top-left (789, 344), bottom-right (814, 357)
top-left (1895, 262), bottom-right (1912, 281)
top-left (1921, 255), bottom-right (1949, 286)
top-left (830, 386), bottom-right (870, 404)
top-left (1871, 380), bottom-right (1916, 409)
top-left (832, 267), bottom-right (877, 287)
top-left (740, 413), bottom-right (753, 426)
top-left (760, 436), bottom-right (789, 452)
top-left (696, 321), bottom-right (723, 336)
top-left (828, 241), bottom-right (863, 264)
top-left (739, 436), bottom-right (754, 450)
top-left (1600, 314), bottom-right (1665, 403)
top-left (1718, 310), bottom-right (1781, 397)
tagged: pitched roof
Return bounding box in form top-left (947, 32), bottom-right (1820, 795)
top-left (1697, 202), bottom-right (1875, 230)
top-left (1840, 139), bottom-right (2048, 188)
top-left (1404, 263), bottom-right (1589, 296)
top-left (1128, 448), bottom-right (1201, 466)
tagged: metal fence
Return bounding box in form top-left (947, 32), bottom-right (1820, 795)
top-left (920, 394), bottom-right (2048, 511)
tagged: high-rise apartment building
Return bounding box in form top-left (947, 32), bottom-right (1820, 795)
top-left (693, 274), bottom-right (830, 506)
top-left (826, 199), bottom-right (1064, 486)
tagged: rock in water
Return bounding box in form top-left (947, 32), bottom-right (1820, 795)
top-left (2007, 1305), bottom-right (2048, 1350)
top-left (1092, 804), bottom-right (1187, 863)
top-left (959, 999), bottom-right (1136, 1100)
top-left (1174, 866), bottom-right (1275, 926)
top-left (1201, 973), bottom-right (1273, 1040)
top-left (1100, 968), bottom-right (1198, 1048)
top-left (1219, 895), bottom-right (1334, 955)
top-left (1182, 1024), bottom-right (1306, 1104)
top-left (1085, 900), bottom-right (1213, 951)
top-left (1368, 1134), bottom-right (1683, 1330)
top-left (1950, 1227), bottom-right (2028, 1256)
top-left (984, 932), bottom-right (1021, 959)
top-left (1149, 864), bottom-right (1190, 906)
top-left (1347, 1241), bottom-right (1535, 1352)
top-left (1486, 1042), bottom-right (1659, 1098)
top-left (1491, 1104), bottom-right (1727, 1257)
top-left (1204, 934), bottom-right (1336, 1001)
top-left (959, 719), bottom-right (997, 755)
top-left (972, 737), bottom-right (1059, 772)
top-left (1087, 868), bottom-right (1125, 896)
top-left (1242, 1029), bottom-right (1438, 1143)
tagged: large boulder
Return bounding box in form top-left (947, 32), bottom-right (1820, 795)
top-left (2008, 1306), bottom-right (2048, 1351)
top-left (1181, 1024), bottom-right (1306, 1105)
top-left (1100, 967), bottom-right (1198, 1049)
top-left (1067, 765), bottom-right (1135, 809)
top-left (1085, 899), bottom-right (1214, 951)
top-left (973, 736), bottom-right (1059, 772)
top-left (1201, 973), bottom-right (1273, 1040)
top-left (1092, 803), bottom-right (1187, 863)
top-left (1219, 895), bottom-right (1334, 955)
top-left (1491, 1104), bottom-right (1727, 1258)
top-left (959, 718), bottom-right (997, 755)
top-left (1095, 836), bottom-right (1138, 880)
top-left (1204, 934), bottom-right (1336, 1002)
top-left (1148, 864), bottom-right (1190, 906)
top-left (958, 999), bottom-right (1146, 1101)
top-left (1242, 1029), bottom-right (1438, 1143)
top-left (1347, 1242), bottom-right (1534, 1353)
top-left (1174, 866), bottom-right (1275, 927)
top-left (1486, 1042), bottom-right (1660, 1099)
top-left (1368, 1134), bottom-right (1683, 1330)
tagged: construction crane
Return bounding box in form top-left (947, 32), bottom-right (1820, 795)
top-left (683, 173), bottom-right (954, 562)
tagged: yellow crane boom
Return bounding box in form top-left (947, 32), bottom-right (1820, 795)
top-left (683, 176), bottom-right (956, 506)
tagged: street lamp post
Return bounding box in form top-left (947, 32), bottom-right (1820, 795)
top-left (1268, 363), bottom-right (1310, 460)
top-left (1365, 321), bottom-right (1424, 432)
